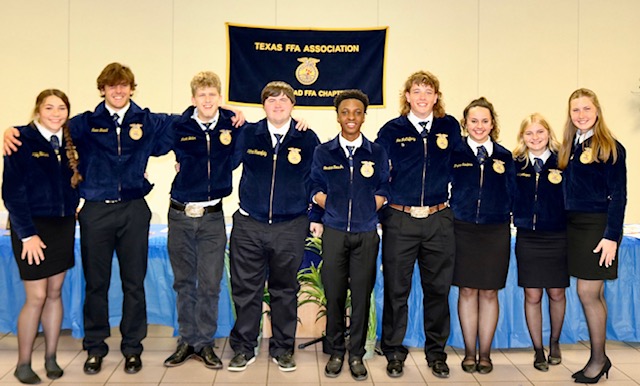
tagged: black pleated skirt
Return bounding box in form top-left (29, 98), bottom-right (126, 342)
top-left (11, 216), bottom-right (75, 281)
top-left (453, 220), bottom-right (510, 290)
top-left (515, 228), bottom-right (569, 288)
top-left (567, 212), bottom-right (618, 280)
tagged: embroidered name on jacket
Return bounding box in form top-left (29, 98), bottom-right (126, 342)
top-left (91, 128), bottom-right (109, 133)
top-left (453, 162), bottom-right (473, 168)
top-left (247, 149), bottom-right (268, 157)
top-left (323, 164), bottom-right (344, 170)
top-left (180, 136), bottom-right (197, 142)
top-left (32, 151), bottom-right (49, 158)
top-left (395, 136), bottom-right (417, 143)
top-left (517, 172), bottom-right (532, 178)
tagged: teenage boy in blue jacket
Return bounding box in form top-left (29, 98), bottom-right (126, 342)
top-left (375, 71), bottom-right (461, 379)
top-left (162, 71), bottom-right (240, 370)
top-left (227, 81), bottom-right (320, 373)
top-left (310, 90), bottom-right (389, 381)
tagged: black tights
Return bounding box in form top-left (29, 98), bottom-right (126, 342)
top-left (577, 279), bottom-right (608, 378)
top-left (524, 287), bottom-right (565, 357)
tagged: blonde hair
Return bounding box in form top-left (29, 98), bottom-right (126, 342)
top-left (460, 97), bottom-right (500, 141)
top-left (399, 70), bottom-right (445, 118)
top-left (190, 71), bottom-right (221, 96)
top-left (513, 113), bottom-right (560, 168)
top-left (557, 88), bottom-right (618, 169)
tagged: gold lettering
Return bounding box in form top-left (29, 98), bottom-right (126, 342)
top-left (91, 128), bottom-right (109, 133)
top-left (180, 136), bottom-right (197, 142)
top-left (32, 151), bottom-right (49, 158)
top-left (247, 149), bottom-right (268, 157)
top-left (323, 165), bottom-right (345, 170)
top-left (254, 42), bottom-right (283, 51)
top-left (395, 137), bottom-right (417, 143)
top-left (453, 163), bottom-right (474, 168)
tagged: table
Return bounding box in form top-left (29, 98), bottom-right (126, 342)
top-left (0, 224), bottom-right (234, 339)
top-left (2, 224), bottom-right (638, 348)
top-left (372, 235), bottom-right (640, 348)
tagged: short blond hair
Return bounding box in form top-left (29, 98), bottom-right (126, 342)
top-left (190, 71), bottom-right (221, 96)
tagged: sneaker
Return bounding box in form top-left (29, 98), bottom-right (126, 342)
top-left (272, 352), bottom-right (296, 372)
top-left (228, 353), bottom-right (256, 372)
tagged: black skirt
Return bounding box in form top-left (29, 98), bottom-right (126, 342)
top-left (453, 220), bottom-right (510, 289)
top-left (11, 216), bottom-right (75, 281)
top-left (567, 212), bottom-right (618, 280)
top-left (515, 228), bottom-right (569, 288)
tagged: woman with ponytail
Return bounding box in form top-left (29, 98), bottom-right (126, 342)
top-left (2, 89), bottom-right (81, 384)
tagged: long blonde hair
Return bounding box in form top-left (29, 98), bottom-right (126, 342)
top-left (513, 113), bottom-right (560, 168)
top-left (557, 88), bottom-right (618, 169)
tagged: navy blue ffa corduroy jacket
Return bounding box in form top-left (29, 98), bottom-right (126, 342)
top-left (232, 118), bottom-right (320, 224)
top-left (563, 138), bottom-right (627, 241)
top-left (69, 100), bottom-right (175, 202)
top-left (450, 138), bottom-right (515, 224)
top-left (375, 114), bottom-right (461, 207)
top-left (512, 153), bottom-right (566, 232)
top-left (2, 124), bottom-right (79, 239)
top-left (309, 134), bottom-right (390, 233)
top-left (170, 106), bottom-right (239, 203)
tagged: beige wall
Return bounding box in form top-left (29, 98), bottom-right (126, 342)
top-left (1, 0), bottom-right (639, 222)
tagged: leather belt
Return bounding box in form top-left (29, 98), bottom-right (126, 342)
top-left (389, 202), bottom-right (448, 219)
top-left (170, 200), bottom-right (222, 218)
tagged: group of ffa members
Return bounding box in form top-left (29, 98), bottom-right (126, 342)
top-left (2, 64), bottom-right (625, 385)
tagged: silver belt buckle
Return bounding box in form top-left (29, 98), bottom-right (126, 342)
top-left (184, 203), bottom-right (205, 218)
top-left (409, 206), bottom-right (430, 218)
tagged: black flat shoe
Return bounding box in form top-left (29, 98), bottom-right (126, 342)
top-left (124, 354), bottom-right (142, 374)
top-left (574, 358), bottom-right (611, 384)
top-left (14, 363), bottom-right (41, 384)
top-left (386, 359), bottom-right (403, 378)
top-left (324, 354), bottom-right (344, 378)
top-left (548, 339), bottom-right (562, 365)
top-left (461, 356), bottom-right (477, 373)
top-left (477, 357), bottom-right (493, 374)
top-left (534, 348), bottom-right (549, 372)
top-left (45, 356), bottom-right (63, 379)
top-left (83, 355), bottom-right (103, 375)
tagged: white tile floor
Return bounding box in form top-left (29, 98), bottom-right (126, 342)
top-left (1, 325), bottom-right (639, 385)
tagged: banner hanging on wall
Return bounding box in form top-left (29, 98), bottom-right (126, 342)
top-left (227, 23), bottom-right (387, 108)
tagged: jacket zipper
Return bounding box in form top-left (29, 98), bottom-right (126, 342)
top-left (268, 145), bottom-right (278, 224)
top-left (420, 136), bottom-right (427, 206)
top-left (347, 153), bottom-right (354, 232)
top-left (533, 170), bottom-right (540, 230)
top-left (476, 164), bottom-right (484, 223)
top-left (116, 126), bottom-right (122, 198)
top-left (206, 131), bottom-right (212, 200)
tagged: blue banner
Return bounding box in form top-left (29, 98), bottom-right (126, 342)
top-left (227, 23), bottom-right (387, 108)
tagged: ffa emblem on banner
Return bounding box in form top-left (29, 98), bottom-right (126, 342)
top-left (129, 124), bottom-right (143, 140)
top-left (295, 57), bottom-right (320, 85)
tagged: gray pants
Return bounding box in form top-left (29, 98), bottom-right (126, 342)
top-left (167, 207), bottom-right (226, 351)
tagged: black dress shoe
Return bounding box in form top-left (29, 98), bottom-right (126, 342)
top-left (386, 359), bottom-right (403, 378)
top-left (324, 354), bottom-right (344, 378)
top-left (272, 352), bottom-right (297, 372)
top-left (198, 346), bottom-right (222, 369)
top-left (533, 348), bottom-right (549, 372)
top-left (430, 359), bottom-right (450, 378)
top-left (349, 359), bottom-right (368, 381)
top-left (164, 343), bottom-right (195, 367)
top-left (124, 354), bottom-right (142, 374)
top-left (83, 355), bottom-right (103, 375)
